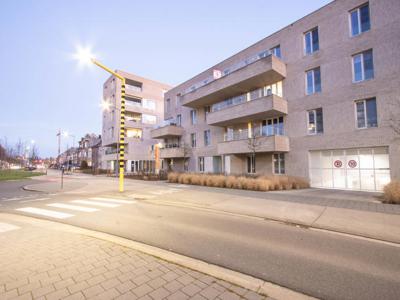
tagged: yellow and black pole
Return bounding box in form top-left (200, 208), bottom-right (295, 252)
top-left (91, 58), bottom-right (126, 192)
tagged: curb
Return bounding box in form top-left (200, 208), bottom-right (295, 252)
top-left (1, 213), bottom-right (317, 300)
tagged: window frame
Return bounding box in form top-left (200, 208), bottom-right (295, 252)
top-left (198, 156), bottom-right (205, 172)
top-left (304, 27), bottom-right (319, 55)
top-left (270, 45), bottom-right (281, 58)
top-left (354, 98), bottom-right (378, 129)
top-left (204, 129), bottom-right (211, 146)
top-left (247, 155), bottom-right (256, 174)
top-left (273, 153), bottom-right (285, 175)
top-left (305, 67), bottom-right (321, 95)
top-left (190, 109), bottom-right (197, 125)
top-left (352, 49), bottom-right (374, 83)
top-left (349, 3), bottom-right (371, 37)
top-left (307, 108), bottom-right (324, 135)
top-left (190, 133), bottom-right (197, 148)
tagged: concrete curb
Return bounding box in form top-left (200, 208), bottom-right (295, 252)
top-left (1, 213), bottom-right (317, 300)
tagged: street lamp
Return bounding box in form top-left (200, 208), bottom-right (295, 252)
top-left (74, 46), bottom-right (126, 192)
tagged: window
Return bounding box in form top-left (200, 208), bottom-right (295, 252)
top-left (190, 109), bottom-right (197, 125)
top-left (306, 67), bottom-right (321, 95)
top-left (191, 133), bottom-right (196, 147)
top-left (176, 94), bottom-right (181, 106)
top-left (270, 45), bottom-right (281, 58)
top-left (166, 99), bottom-right (171, 113)
top-left (142, 114), bottom-right (157, 124)
top-left (352, 49), bottom-right (374, 82)
top-left (307, 108), bottom-right (324, 134)
top-left (350, 3), bottom-right (370, 36)
top-left (143, 99), bottom-right (155, 110)
top-left (304, 28), bottom-right (319, 55)
top-left (126, 96), bottom-right (142, 107)
top-left (198, 157), bottom-right (204, 172)
top-left (176, 114), bottom-right (182, 126)
top-left (247, 155), bottom-right (256, 174)
top-left (356, 98), bottom-right (377, 128)
top-left (204, 130), bottom-right (211, 146)
top-left (262, 117), bottom-right (284, 136)
top-left (204, 106), bottom-right (211, 120)
top-left (273, 153), bottom-right (285, 174)
top-left (126, 128), bottom-right (142, 139)
top-left (125, 112), bottom-right (141, 123)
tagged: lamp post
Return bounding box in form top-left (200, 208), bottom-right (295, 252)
top-left (74, 47), bottom-right (126, 192)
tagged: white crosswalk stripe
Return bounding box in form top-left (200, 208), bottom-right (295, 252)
top-left (70, 200), bottom-right (120, 208)
top-left (0, 222), bottom-right (20, 233)
top-left (89, 197), bottom-right (136, 204)
top-left (47, 203), bottom-right (99, 212)
top-left (16, 207), bottom-right (74, 219)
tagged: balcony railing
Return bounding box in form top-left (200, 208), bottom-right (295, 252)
top-left (126, 84), bottom-right (142, 93)
top-left (224, 126), bottom-right (284, 142)
top-left (182, 50), bottom-right (275, 96)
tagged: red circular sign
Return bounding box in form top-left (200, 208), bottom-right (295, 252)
top-left (348, 160), bottom-right (357, 168)
top-left (334, 160), bottom-right (342, 168)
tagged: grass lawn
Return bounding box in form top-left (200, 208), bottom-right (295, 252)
top-left (0, 170), bottom-right (45, 181)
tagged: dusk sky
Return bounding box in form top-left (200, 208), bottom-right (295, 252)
top-left (0, 0), bottom-right (331, 157)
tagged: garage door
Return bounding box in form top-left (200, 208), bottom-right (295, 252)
top-left (309, 147), bottom-right (390, 191)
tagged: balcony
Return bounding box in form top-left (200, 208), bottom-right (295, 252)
top-left (207, 94), bottom-right (287, 126)
top-left (151, 125), bottom-right (184, 139)
top-left (181, 54), bottom-right (286, 108)
top-left (160, 146), bottom-right (185, 158)
top-left (217, 134), bottom-right (289, 155)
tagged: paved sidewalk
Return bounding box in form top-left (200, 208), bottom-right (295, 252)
top-left (0, 215), bottom-right (272, 300)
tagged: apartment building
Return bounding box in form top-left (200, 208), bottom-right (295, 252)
top-left (101, 70), bottom-right (171, 173)
top-left (152, 0), bottom-right (400, 191)
top-left (77, 134), bottom-right (101, 169)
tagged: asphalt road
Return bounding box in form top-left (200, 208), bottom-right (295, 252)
top-left (1, 180), bottom-right (400, 300)
top-left (0, 179), bottom-right (46, 200)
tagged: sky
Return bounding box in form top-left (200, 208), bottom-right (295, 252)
top-left (0, 0), bottom-right (331, 157)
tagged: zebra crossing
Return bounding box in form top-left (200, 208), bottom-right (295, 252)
top-left (14, 197), bottom-right (137, 220)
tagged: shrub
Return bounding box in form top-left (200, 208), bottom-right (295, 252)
top-left (383, 181), bottom-right (400, 204)
top-left (167, 172), bottom-right (309, 192)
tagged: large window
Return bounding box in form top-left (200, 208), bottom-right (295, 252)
top-left (352, 49), bottom-right (374, 82)
top-left (176, 114), bottom-right (182, 126)
top-left (143, 99), bottom-right (155, 111)
top-left (350, 3), bottom-right (370, 36)
top-left (247, 155), bottom-right (256, 174)
top-left (198, 157), bottom-right (205, 172)
top-left (204, 130), bottom-right (211, 146)
top-left (142, 114), bottom-right (157, 124)
top-left (262, 117), bottom-right (284, 136)
top-left (126, 128), bottom-right (142, 139)
top-left (356, 98), bottom-right (377, 129)
top-left (270, 45), bottom-right (281, 58)
top-left (273, 153), bottom-right (285, 174)
top-left (306, 67), bottom-right (321, 95)
top-left (190, 109), bottom-right (197, 125)
top-left (304, 28), bottom-right (319, 55)
top-left (190, 133), bottom-right (196, 148)
top-left (307, 108), bottom-right (324, 134)
top-left (166, 99), bottom-right (171, 113)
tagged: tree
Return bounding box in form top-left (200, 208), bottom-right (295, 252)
top-left (181, 142), bottom-right (192, 172)
top-left (247, 131), bottom-right (262, 174)
top-left (388, 98), bottom-right (400, 137)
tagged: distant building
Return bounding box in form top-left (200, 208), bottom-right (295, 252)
top-left (101, 70), bottom-right (171, 174)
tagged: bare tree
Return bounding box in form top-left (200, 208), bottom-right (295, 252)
top-left (30, 145), bottom-right (40, 161)
top-left (181, 142), bottom-right (192, 172)
top-left (388, 98), bottom-right (400, 137)
top-left (247, 132), bottom-right (262, 158)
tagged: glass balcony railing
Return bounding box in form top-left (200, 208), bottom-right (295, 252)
top-left (182, 50), bottom-right (275, 96)
top-left (211, 81), bottom-right (282, 112)
top-left (224, 125), bottom-right (284, 142)
top-left (126, 84), bottom-right (142, 93)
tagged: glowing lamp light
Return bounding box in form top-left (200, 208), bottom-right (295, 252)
top-left (100, 100), bottom-right (112, 111)
top-left (73, 45), bottom-right (96, 66)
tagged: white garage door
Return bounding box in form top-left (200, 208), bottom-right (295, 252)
top-left (309, 147), bottom-right (390, 191)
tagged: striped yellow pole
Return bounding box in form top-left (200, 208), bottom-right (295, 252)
top-left (119, 78), bottom-right (126, 192)
top-left (91, 58), bottom-right (126, 192)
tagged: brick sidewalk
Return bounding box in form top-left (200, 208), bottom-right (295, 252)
top-left (0, 219), bottom-right (271, 300)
